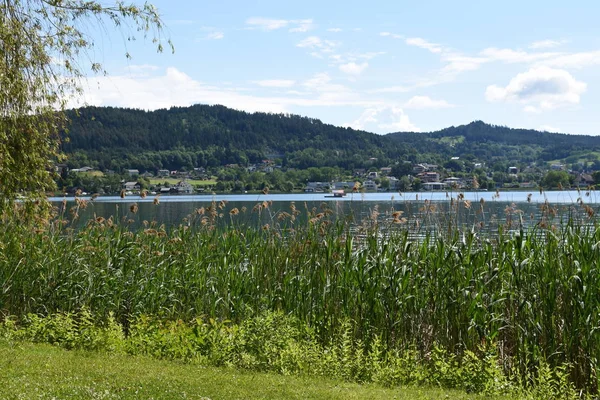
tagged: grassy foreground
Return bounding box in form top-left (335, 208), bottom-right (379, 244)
top-left (2, 195), bottom-right (600, 396)
top-left (0, 341), bottom-right (493, 400)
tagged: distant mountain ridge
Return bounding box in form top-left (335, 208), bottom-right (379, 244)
top-left (62, 105), bottom-right (600, 171)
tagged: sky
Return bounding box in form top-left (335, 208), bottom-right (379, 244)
top-left (72, 0), bottom-right (600, 135)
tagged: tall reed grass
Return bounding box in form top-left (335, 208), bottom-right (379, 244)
top-left (1, 193), bottom-right (599, 392)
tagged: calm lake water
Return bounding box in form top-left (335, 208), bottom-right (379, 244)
top-left (51, 190), bottom-right (600, 234)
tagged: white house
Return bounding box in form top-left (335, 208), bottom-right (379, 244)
top-left (363, 180), bottom-right (378, 191)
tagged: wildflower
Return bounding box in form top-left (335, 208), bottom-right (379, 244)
top-left (130, 203), bottom-right (139, 214)
top-left (229, 208), bottom-right (240, 216)
top-left (153, 196), bottom-right (160, 205)
top-left (120, 189), bottom-right (126, 199)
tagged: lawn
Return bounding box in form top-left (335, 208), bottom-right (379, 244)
top-left (0, 341), bottom-right (505, 400)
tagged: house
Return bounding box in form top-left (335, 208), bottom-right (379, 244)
top-left (175, 180), bottom-right (194, 194)
top-left (71, 166), bottom-right (93, 173)
top-left (158, 169), bottom-right (170, 177)
top-left (332, 181), bottom-right (357, 190)
top-left (127, 169), bottom-right (139, 177)
top-left (380, 167), bottom-right (392, 175)
top-left (367, 171), bottom-right (378, 179)
top-left (422, 182), bottom-right (448, 191)
top-left (123, 181), bottom-right (141, 191)
top-left (443, 177), bottom-right (464, 189)
top-left (305, 182), bottom-right (330, 192)
top-left (508, 167), bottom-right (519, 174)
top-left (362, 180), bottom-right (378, 191)
top-left (577, 173), bottom-right (595, 187)
top-left (413, 164), bottom-right (428, 174)
top-left (418, 172), bottom-right (440, 183)
top-left (550, 164), bottom-right (564, 171)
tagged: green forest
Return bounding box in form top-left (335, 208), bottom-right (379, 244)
top-left (63, 105), bottom-right (600, 172)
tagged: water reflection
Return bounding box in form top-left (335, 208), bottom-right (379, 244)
top-left (52, 191), bottom-right (599, 236)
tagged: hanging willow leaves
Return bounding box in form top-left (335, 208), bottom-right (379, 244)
top-left (0, 0), bottom-right (171, 218)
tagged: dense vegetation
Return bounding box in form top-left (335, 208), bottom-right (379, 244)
top-left (1, 196), bottom-right (599, 397)
top-left (62, 105), bottom-right (600, 173)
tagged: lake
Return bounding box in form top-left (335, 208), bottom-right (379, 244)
top-left (50, 190), bottom-right (600, 234)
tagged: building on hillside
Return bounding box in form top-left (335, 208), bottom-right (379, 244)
top-left (71, 166), bottom-right (93, 173)
top-left (443, 177), bottom-right (464, 189)
top-left (158, 169), bottom-right (170, 177)
top-left (332, 181), bottom-right (357, 190)
top-left (305, 182), bottom-right (330, 192)
top-left (422, 182), bottom-right (447, 191)
top-left (123, 182), bottom-right (141, 191)
top-left (418, 172), bottom-right (440, 183)
top-left (175, 180), bottom-right (194, 194)
top-left (362, 180), bottom-right (378, 191)
top-left (126, 169), bottom-right (139, 176)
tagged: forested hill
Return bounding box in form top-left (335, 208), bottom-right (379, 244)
top-left (63, 105), bottom-right (600, 171)
top-left (63, 105), bottom-right (409, 171)
top-left (387, 121), bottom-right (600, 163)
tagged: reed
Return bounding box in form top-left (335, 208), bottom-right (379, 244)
top-left (1, 194), bottom-right (599, 391)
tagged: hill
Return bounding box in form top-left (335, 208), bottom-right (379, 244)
top-left (63, 105), bottom-right (409, 171)
top-left (62, 105), bottom-right (600, 172)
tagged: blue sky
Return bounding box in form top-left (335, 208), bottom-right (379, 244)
top-left (75, 0), bottom-right (600, 135)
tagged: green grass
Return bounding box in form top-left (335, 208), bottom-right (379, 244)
top-left (1, 196), bottom-right (599, 394)
top-left (148, 177), bottom-right (217, 186)
top-left (0, 341), bottom-right (494, 400)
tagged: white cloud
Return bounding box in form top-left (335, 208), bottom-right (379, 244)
top-left (245, 17), bottom-right (314, 32)
top-left (406, 37), bottom-right (443, 53)
top-left (524, 105), bottom-right (541, 114)
top-left (440, 53), bottom-right (488, 75)
top-left (539, 125), bottom-right (561, 132)
top-left (480, 47), bottom-right (561, 64)
top-left (328, 28), bottom-right (342, 32)
top-left (404, 96), bottom-right (454, 109)
top-left (339, 62), bottom-right (368, 75)
top-left (538, 50), bottom-right (600, 69)
top-left (346, 106), bottom-right (419, 133)
top-left (70, 67), bottom-right (379, 115)
top-left (253, 79), bottom-right (296, 88)
top-left (485, 66), bottom-right (587, 112)
top-left (530, 39), bottom-right (567, 49)
top-left (289, 19), bottom-right (314, 33)
top-left (206, 31), bottom-right (224, 40)
top-left (297, 36), bottom-right (338, 57)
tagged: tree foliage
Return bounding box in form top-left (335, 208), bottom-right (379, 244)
top-left (0, 0), bottom-right (170, 214)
